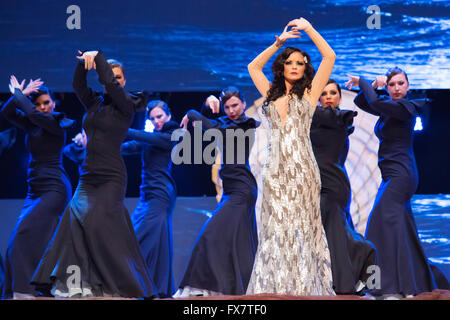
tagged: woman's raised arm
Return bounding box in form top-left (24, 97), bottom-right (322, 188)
top-left (248, 24), bottom-right (301, 97)
top-left (291, 18), bottom-right (336, 105)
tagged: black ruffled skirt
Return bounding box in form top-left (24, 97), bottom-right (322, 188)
top-left (179, 186), bottom-right (258, 295)
top-left (31, 177), bottom-right (156, 298)
top-left (131, 195), bottom-right (176, 298)
top-left (320, 192), bottom-right (377, 294)
top-left (365, 176), bottom-right (440, 295)
top-left (3, 180), bottom-right (70, 298)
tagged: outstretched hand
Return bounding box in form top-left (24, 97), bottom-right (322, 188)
top-left (180, 114), bottom-right (190, 130)
top-left (205, 95), bottom-right (220, 114)
top-left (345, 74), bottom-right (360, 90)
top-left (72, 130), bottom-right (87, 148)
top-left (76, 50), bottom-right (98, 70)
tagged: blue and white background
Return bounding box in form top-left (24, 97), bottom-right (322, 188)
top-left (1, 0), bottom-right (449, 93)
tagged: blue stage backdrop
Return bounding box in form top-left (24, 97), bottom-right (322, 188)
top-left (1, 0), bottom-right (449, 95)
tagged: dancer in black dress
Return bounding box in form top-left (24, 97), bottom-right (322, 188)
top-left (0, 111), bottom-right (18, 298)
top-left (174, 87), bottom-right (259, 297)
top-left (346, 68), bottom-right (449, 297)
top-left (1, 77), bottom-right (73, 298)
top-left (31, 50), bottom-right (155, 298)
top-left (0, 256), bottom-right (3, 297)
top-left (0, 115), bottom-right (17, 296)
top-left (0, 128), bottom-right (17, 157)
top-left (62, 101), bottom-right (178, 298)
top-left (121, 100), bottom-right (178, 298)
top-left (310, 79), bottom-right (376, 295)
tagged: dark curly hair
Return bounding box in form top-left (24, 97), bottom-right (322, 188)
top-left (263, 47), bottom-right (315, 111)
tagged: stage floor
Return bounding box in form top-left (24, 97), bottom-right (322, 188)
top-left (0, 194), bottom-right (449, 299)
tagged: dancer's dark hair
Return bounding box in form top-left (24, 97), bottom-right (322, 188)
top-left (30, 86), bottom-right (55, 104)
top-left (326, 79), bottom-right (341, 97)
top-left (386, 67), bottom-right (408, 84)
top-left (220, 86), bottom-right (245, 107)
top-left (146, 100), bottom-right (171, 118)
top-left (263, 47), bottom-right (315, 111)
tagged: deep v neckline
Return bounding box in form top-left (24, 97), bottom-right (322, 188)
top-left (270, 97), bottom-right (314, 130)
top-left (271, 98), bottom-right (292, 130)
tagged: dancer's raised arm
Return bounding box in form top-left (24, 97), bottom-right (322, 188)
top-left (289, 18), bottom-right (336, 105)
top-left (247, 23), bottom-right (301, 97)
top-left (248, 18), bottom-right (335, 106)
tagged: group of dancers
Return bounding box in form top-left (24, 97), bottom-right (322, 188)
top-left (0, 18), bottom-right (448, 300)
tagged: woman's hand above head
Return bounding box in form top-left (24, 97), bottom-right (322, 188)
top-left (22, 78), bottom-right (44, 96)
top-left (8, 75), bottom-right (43, 96)
top-left (275, 23), bottom-right (302, 48)
top-left (288, 18), bottom-right (312, 32)
top-left (205, 95), bottom-right (220, 114)
top-left (8, 75), bottom-right (25, 94)
top-left (345, 74), bottom-right (360, 90)
top-left (76, 50), bottom-right (99, 70)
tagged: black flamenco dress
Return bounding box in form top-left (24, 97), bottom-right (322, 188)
top-left (177, 110), bottom-right (259, 296)
top-left (121, 121), bottom-right (179, 298)
top-left (0, 127), bottom-right (17, 156)
top-left (1, 89), bottom-right (73, 298)
top-left (354, 77), bottom-right (449, 295)
top-left (31, 52), bottom-right (155, 298)
top-left (310, 105), bottom-right (377, 294)
top-left (0, 256), bottom-right (4, 295)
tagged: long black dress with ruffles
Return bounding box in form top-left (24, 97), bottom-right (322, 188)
top-left (0, 127), bottom-right (17, 156)
top-left (0, 256), bottom-right (4, 295)
top-left (121, 121), bottom-right (179, 298)
top-left (31, 52), bottom-right (155, 298)
top-left (1, 89), bottom-right (73, 298)
top-left (310, 105), bottom-right (377, 294)
top-left (354, 77), bottom-right (449, 295)
top-left (177, 110), bottom-right (259, 295)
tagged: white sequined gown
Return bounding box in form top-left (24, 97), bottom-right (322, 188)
top-left (246, 97), bottom-right (335, 296)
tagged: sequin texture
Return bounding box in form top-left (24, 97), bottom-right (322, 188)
top-left (247, 98), bottom-right (335, 295)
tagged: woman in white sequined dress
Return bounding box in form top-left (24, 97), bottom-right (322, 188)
top-left (246, 18), bottom-right (336, 296)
